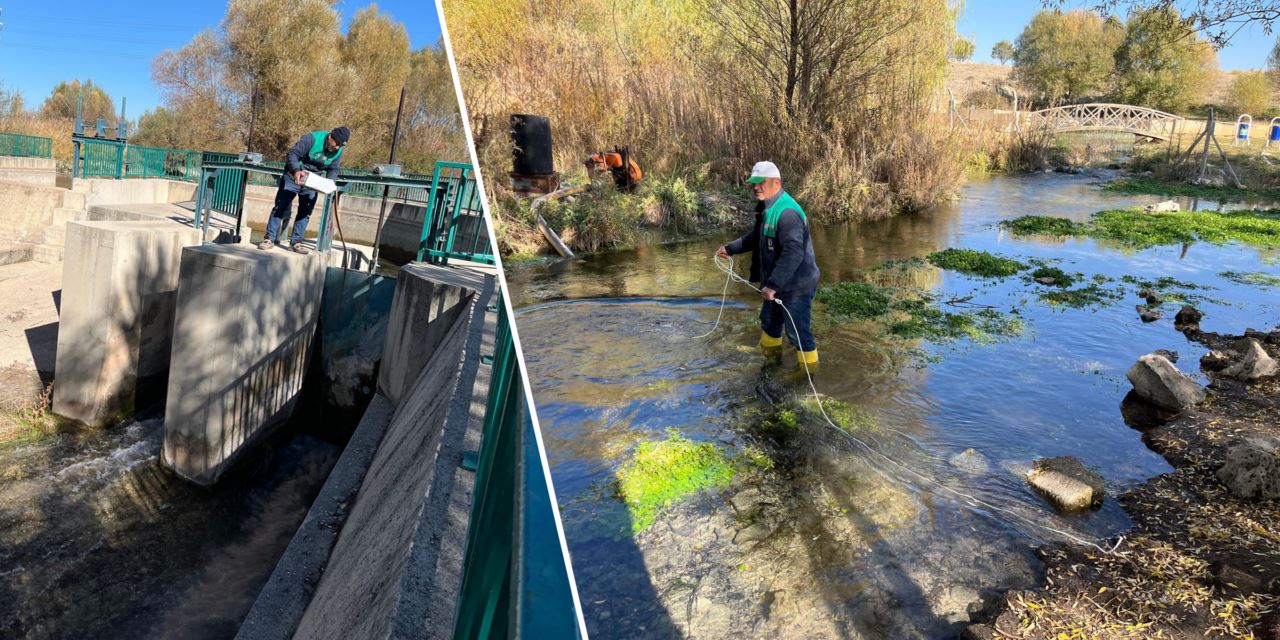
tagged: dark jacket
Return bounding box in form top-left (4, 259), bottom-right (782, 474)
top-left (724, 191), bottom-right (820, 297)
top-left (284, 131), bottom-right (341, 180)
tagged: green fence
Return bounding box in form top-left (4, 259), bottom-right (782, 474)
top-left (0, 133), bottom-right (53, 158)
top-left (418, 161), bottom-right (494, 265)
top-left (453, 292), bottom-right (585, 639)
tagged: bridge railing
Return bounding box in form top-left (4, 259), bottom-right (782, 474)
top-left (0, 132), bottom-right (53, 158)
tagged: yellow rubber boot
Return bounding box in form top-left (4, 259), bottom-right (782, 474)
top-left (797, 349), bottom-right (819, 367)
top-left (760, 332), bottom-right (783, 361)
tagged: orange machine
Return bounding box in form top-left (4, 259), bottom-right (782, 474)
top-left (584, 146), bottom-right (643, 191)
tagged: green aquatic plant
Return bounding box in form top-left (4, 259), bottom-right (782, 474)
top-left (1027, 265), bottom-right (1078, 287)
top-left (1005, 209), bottom-right (1280, 249)
top-left (1219, 270), bottom-right (1280, 287)
top-left (927, 248), bottom-right (1027, 277)
top-left (815, 282), bottom-right (892, 320)
top-left (1103, 176), bottom-right (1280, 201)
top-left (616, 431), bottom-right (767, 532)
top-left (889, 298), bottom-right (1024, 342)
top-left (799, 397), bottom-right (877, 433)
top-left (1038, 283), bottom-right (1126, 308)
top-left (1002, 215), bottom-right (1087, 236)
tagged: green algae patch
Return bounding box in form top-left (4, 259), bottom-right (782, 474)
top-left (927, 248), bottom-right (1027, 278)
top-left (1037, 283), bottom-right (1126, 308)
top-left (1027, 265), bottom-right (1078, 287)
top-left (889, 298), bottom-right (1025, 342)
top-left (815, 282), bottom-right (891, 321)
top-left (1103, 176), bottom-right (1280, 201)
top-left (1004, 209), bottom-right (1280, 249)
top-left (1220, 270), bottom-right (1280, 287)
top-left (616, 432), bottom-right (767, 532)
top-left (799, 397), bottom-right (877, 433)
top-left (1003, 215), bottom-right (1086, 236)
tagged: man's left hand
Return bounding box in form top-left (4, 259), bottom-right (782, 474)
top-left (762, 287), bottom-right (776, 302)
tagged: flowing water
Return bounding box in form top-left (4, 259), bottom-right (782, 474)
top-left (0, 411), bottom-right (338, 639)
top-left (507, 172), bottom-right (1280, 639)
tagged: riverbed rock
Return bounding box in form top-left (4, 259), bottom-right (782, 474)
top-left (1201, 350), bottom-right (1231, 371)
top-left (733, 522), bottom-right (771, 544)
top-left (727, 487), bottom-right (767, 515)
top-left (1174, 305), bottom-right (1203, 329)
top-left (1026, 456), bottom-right (1105, 511)
top-left (1223, 338), bottom-right (1279, 381)
top-left (1126, 354), bottom-right (1206, 410)
top-left (1152, 349), bottom-right (1179, 363)
top-left (949, 448), bottom-right (991, 475)
top-left (1216, 438), bottom-right (1280, 501)
top-left (1139, 309), bottom-right (1162, 323)
top-left (1034, 277), bottom-right (1056, 285)
top-left (1144, 200), bottom-right (1180, 213)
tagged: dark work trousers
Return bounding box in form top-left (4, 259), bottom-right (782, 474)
top-left (760, 290), bottom-right (817, 351)
top-left (264, 175), bottom-right (318, 245)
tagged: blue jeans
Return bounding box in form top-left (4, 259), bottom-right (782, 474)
top-left (761, 291), bottom-right (816, 351)
top-left (265, 175), bottom-right (317, 245)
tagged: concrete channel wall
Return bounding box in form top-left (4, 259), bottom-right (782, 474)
top-left (0, 156), bottom-right (56, 187)
top-left (161, 244), bottom-right (325, 486)
top-left (242, 185), bottom-right (429, 262)
top-left (238, 263), bottom-right (496, 640)
top-left (52, 220), bottom-right (202, 426)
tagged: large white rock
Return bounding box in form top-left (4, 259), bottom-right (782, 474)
top-left (1126, 354), bottom-right (1205, 411)
top-left (1224, 338), bottom-right (1279, 381)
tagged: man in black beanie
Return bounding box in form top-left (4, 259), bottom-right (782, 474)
top-left (259, 126), bottom-right (350, 254)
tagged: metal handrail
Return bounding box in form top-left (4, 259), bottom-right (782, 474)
top-left (0, 132), bottom-right (53, 158)
top-left (418, 161), bottom-right (494, 265)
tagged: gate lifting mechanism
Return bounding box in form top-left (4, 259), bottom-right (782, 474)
top-left (1235, 114), bottom-right (1252, 146)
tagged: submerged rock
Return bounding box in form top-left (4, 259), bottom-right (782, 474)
top-left (1223, 338), bottom-right (1279, 381)
top-left (1034, 277), bottom-right (1056, 285)
top-left (1216, 438), bottom-right (1280, 501)
top-left (1126, 354), bottom-right (1205, 411)
top-left (1026, 456), bottom-right (1105, 511)
top-left (1152, 349), bottom-right (1179, 363)
top-left (1139, 308), bottom-right (1162, 323)
top-left (949, 448), bottom-right (990, 475)
top-left (1174, 305), bottom-right (1203, 329)
top-left (1144, 200), bottom-right (1180, 213)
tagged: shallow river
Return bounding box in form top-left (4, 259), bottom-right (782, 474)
top-left (506, 172), bottom-right (1280, 639)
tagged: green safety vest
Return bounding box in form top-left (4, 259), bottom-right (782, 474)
top-left (762, 191), bottom-right (807, 238)
top-left (307, 130), bottom-right (343, 167)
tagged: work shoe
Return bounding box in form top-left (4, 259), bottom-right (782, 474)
top-left (257, 239), bottom-right (274, 250)
top-left (797, 349), bottom-right (819, 368)
top-left (290, 243), bottom-right (310, 255)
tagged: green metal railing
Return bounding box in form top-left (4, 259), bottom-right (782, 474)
top-left (453, 292), bottom-right (585, 639)
top-left (0, 132), bottom-right (53, 158)
top-left (418, 161), bottom-right (494, 265)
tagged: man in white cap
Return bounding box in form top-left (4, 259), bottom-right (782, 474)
top-left (716, 161), bottom-right (820, 366)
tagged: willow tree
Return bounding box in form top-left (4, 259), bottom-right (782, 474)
top-left (40, 79), bottom-right (116, 123)
top-left (1111, 7), bottom-right (1217, 113)
top-left (1013, 10), bottom-right (1125, 103)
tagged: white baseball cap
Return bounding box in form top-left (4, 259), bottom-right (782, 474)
top-left (745, 160), bottom-right (781, 183)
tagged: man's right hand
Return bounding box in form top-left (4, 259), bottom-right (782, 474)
top-left (715, 246), bottom-right (729, 259)
top-left (294, 170), bottom-right (307, 185)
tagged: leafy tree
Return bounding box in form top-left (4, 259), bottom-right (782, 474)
top-left (39, 79), bottom-right (116, 122)
top-left (1111, 7), bottom-right (1216, 113)
top-left (0, 83), bottom-right (24, 120)
top-left (950, 36), bottom-right (975, 61)
top-left (992, 40), bottom-right (1015, 65)
top-left (1226, 70), bottom-right (1273, 115)
top-left (1062, 1), bottom-right (1280, 48)
top-left (1013, 10), bottom-right (1124, 103)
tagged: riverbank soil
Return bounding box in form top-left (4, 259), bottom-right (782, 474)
top-left (967, 328), bottom-right (1280, 640)
top-left (0, 260), bottom-right (62, 444)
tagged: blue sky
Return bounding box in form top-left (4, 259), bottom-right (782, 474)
top-left (0, 0), bottom-right (443, 116)
top-left (958, 0), bottom-right (1276, 69)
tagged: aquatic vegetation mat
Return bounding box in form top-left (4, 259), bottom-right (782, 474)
top-left (1027, 265), bottom-right (1078, 287)
top-left (927, 248), bottom-right (1027, 277)
top-left (815, 282), bottom-right (891, 321)
top-left (616, 431), bottom-right (766, 532)
top-left (1103, 176), bottom-right (1280, 201)
top-left (1003, 209), bottom-right (1280, 249)
top-left (1219, 270), bottom-right (1280, 288)
top-left (889, 297), bottom-right (1025, 342)
top-left (1037, 283), bottom-right (1127, 308)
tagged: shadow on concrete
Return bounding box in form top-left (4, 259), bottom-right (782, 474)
top-left (24, 321), bottom-right (57, 386)
top-left (51, 288), bottom-right (61, 316)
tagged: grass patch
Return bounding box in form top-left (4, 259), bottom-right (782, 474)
top-left (927, 248), bottom-right (1027, 278)
top-left (1220, 270), bottom-right (1280, 287)
top-left (889, 298), bottom-right (1025, 342)
top-left (1027, 265), bottom-right (1078, 287)
top-left (1103, 176), bottom-right (1280, 201)
top-left (1002, 215), bottom-right (1087, 236)
top-left (615, 431), bottom-right (767, 532)
top-left (815, 282), bottom-right (892, 321)
top-left (1004, 209), bottom-right (1280, 249)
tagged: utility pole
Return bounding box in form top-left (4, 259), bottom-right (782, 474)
top-left (369, 87), bottom-right (406, 273)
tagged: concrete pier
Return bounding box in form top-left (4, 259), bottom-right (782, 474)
top-left (161, 244), bottom-right (324, 486)
top-left (53, 220), bottom-right (201, 426)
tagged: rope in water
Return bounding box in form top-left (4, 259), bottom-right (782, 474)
top-left (699, 255), bottom-right (1124, 556)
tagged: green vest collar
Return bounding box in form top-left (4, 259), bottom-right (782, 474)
top-left (762, 191), bottom-right (806, 237)
top-left (308, 130), bottom-right (342, 167)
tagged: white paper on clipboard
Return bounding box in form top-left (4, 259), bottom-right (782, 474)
top-left (301, 172), bottom-right (337, 195)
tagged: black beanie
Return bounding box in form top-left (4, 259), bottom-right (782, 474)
top-left (330, 126), bottom-right (350, 145)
